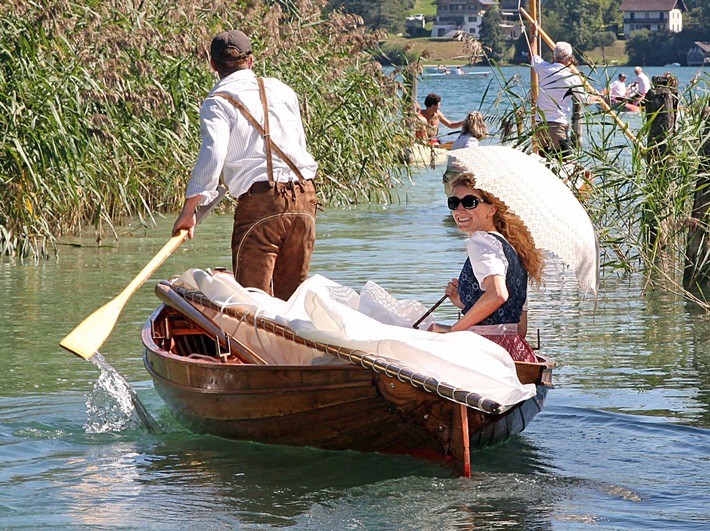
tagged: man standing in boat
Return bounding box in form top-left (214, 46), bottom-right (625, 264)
top-left (530, 40), bottom-right (598, 159)
top-left (172, 30), bottom-right (318, 301)
top-left (419, 93), bottom-right (465, 145)
top-left (629, 66), bottom-right (651, 105)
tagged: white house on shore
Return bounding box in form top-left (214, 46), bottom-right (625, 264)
top-left (618, 0), bottom-right (687, 39)
top-left (430, 0), bottom-right (498, 39)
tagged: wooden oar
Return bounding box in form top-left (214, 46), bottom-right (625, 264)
top-left (60, 186), bottom-right (227, 360)
top-left (519, 7), bottom-right (637, 144)
top-left (412, 294), bottom-right (448, 329)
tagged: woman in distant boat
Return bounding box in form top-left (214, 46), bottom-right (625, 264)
top-left (442, 112), bottom-right (488, 195)
top-left (429, 173), bottom-right (544, 363)
top-left (419, 93), bottom-right (465, 145)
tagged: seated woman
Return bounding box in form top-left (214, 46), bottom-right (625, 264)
top-left (429, 173), bottom-right (545, 363)
top-left (443, 111), bottom-right (488, 195)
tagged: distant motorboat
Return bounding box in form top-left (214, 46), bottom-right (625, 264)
top-left (423, 66), bottom-right (491, 79)
top-left (665, 62), bottom-right (681, 67)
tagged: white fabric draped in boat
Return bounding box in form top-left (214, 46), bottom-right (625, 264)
top-left (174, 269), bottom-right (536, 408)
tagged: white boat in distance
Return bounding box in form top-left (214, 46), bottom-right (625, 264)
top-left (423, 66), bottom-right (491, 79)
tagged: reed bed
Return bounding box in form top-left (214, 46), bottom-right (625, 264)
top-left (487, 64), bottom-right (710, 308)
top-left (0, 0), bottom-right (413, 259)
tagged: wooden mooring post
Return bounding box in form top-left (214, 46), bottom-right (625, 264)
top-left (645, 73), bottom-right (679, 160)
top-left (571, 99), bottom-right (583, 148)
top-left (641, 73), bottom-right (679, 261)
top-left (684, 105), bottom-right (710, 289)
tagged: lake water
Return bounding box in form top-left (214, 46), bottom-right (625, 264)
top-left (1, 66), bottom-right (710, 530)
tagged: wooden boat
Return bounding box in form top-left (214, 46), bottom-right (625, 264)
top-left (404, 142), bottom-right (451, 166)
top-left (597, 95), bottom-right (641, 114)
top-left (142, 277), bottom-right (555, 477)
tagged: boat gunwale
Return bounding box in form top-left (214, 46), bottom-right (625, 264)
top-left (143, 296), bottom-right (554, 407)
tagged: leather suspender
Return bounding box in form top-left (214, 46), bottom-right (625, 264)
top-left (255, 77), bottom-right (274, 185)
top-left (213, 78), bottom-right (306, 186)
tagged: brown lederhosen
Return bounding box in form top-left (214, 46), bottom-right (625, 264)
top-left (214, 79), bottom-right (317, 301)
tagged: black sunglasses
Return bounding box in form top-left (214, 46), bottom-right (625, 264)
top-left (447, 195), bottom-right (485, 210)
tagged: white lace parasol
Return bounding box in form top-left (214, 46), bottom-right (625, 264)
top-left (449, 146), bottom-right (600, 295)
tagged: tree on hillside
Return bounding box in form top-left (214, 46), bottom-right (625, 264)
top-left (328, 0), bottom-right (415, 33)
top-left (543, 0), bottom-right (616, 54)
top-left (625, 26), bottom-right (710, 66)
top-left (685, 0), bottom-right (710, 28)
top-left (479, 5), bottom-right (509, 62)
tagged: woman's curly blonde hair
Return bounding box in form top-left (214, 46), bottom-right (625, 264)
top-left (449, 172), bottom-right (545, 286)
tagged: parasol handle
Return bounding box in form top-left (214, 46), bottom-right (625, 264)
top-left (413, 294), bottom-right (448, 329)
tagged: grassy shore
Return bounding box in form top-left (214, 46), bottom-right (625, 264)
top-left (386, 34), bottom-right (629, 66)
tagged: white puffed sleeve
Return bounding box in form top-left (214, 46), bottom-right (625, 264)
top-left (466, 232), bottom-right (508, 291)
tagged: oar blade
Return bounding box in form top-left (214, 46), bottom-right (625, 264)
top-left (59, 185), bottom-right (227, 361)
top-left (60, 301), bottom-right (123, 360)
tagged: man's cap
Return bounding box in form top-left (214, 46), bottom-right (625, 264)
top-left (619, 73), bottom-right (627, 78)
top-left (211, 30), bottom-right (252, 60)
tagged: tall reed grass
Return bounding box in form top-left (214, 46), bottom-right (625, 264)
top-left (488, 63), bottom-right (710, 308)
top-left (0, 0), bottom-right (413, 259)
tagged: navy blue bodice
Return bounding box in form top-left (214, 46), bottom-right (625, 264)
top-left (458, 233), bottom-right (527, 325)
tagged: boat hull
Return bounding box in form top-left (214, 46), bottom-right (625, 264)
top-left (143, 303), bottom-right (553, 472)
top-left (404, 143), bottom-right (449, 166)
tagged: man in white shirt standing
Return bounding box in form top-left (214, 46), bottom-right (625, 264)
top-left (531, 41), bottom-right (596, 159)
top-left (630, 66), bottom-right (652, 104)
top-left (172, 30), bottom-right (318, 300)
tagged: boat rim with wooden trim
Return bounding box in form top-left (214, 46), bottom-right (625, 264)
top-left (142, 273), bottom-right (555, 477)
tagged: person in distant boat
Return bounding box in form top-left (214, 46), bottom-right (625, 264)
top-left (530, 40), bottom-right (599, 160)
top-left (429, 173), bottom-right (544, 363)
top-left (442, 112), bottom-right (488, 195)
top-left (172, 29), bottom-right (318, 301)
top-left (456, 67), bottom-right (465, 75)
top-left (608, 72), bottom-right (628, 103)
top-left (629, 66), bottom-right (651, 105)
top-left (419, 93), bottom-right (465, 145)
top-left (413, 102), bottom-right (429, 141)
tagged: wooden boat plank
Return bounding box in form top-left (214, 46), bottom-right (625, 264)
top-left (142, 293), bottom-right (555, 475)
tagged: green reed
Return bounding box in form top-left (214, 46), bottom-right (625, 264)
top-left (490, 65), bottom-right (710, 308)
top-left (0, 0), bottom-right (413, 259)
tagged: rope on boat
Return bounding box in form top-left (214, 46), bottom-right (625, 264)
top-left (171, 285), bottom-right (504, 415)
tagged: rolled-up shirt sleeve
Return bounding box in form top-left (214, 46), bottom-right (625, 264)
top-left (185, 98), bottom-right (233, 206)
top-left (467, 232), bottom-right (508, 290)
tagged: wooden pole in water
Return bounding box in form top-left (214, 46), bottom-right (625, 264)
top-left (685, 105), bottom-right (710, 288)
top-left (645, 73), bottom-right (679, 160)
top-left (571, 98), bottom-right (583, 148)
top-left (528, 0), bottom-right (540, 153)
top-left (643, 73), bottom-right (680, 256)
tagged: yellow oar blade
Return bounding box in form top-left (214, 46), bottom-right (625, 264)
top-left (60, 232), bottom-right (186, 360)
top-left (60, 300), bottom-right (124, 360)
top-left (59, 187), bottom-right (227, 361)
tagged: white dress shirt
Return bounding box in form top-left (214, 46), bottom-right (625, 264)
top-left (186, 69), bottom-right (318, 204)
top-left (635, 72), bottom-right (651, 95)
top-left (609, 79), bottom-right (627, 100)
top-left (451, 134), bottom-right (479, 150)
top-left (532, 55), bottom-right (588, 125)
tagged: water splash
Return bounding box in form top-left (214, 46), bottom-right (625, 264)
top-left (84, 353), bottom-right (161, 434)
